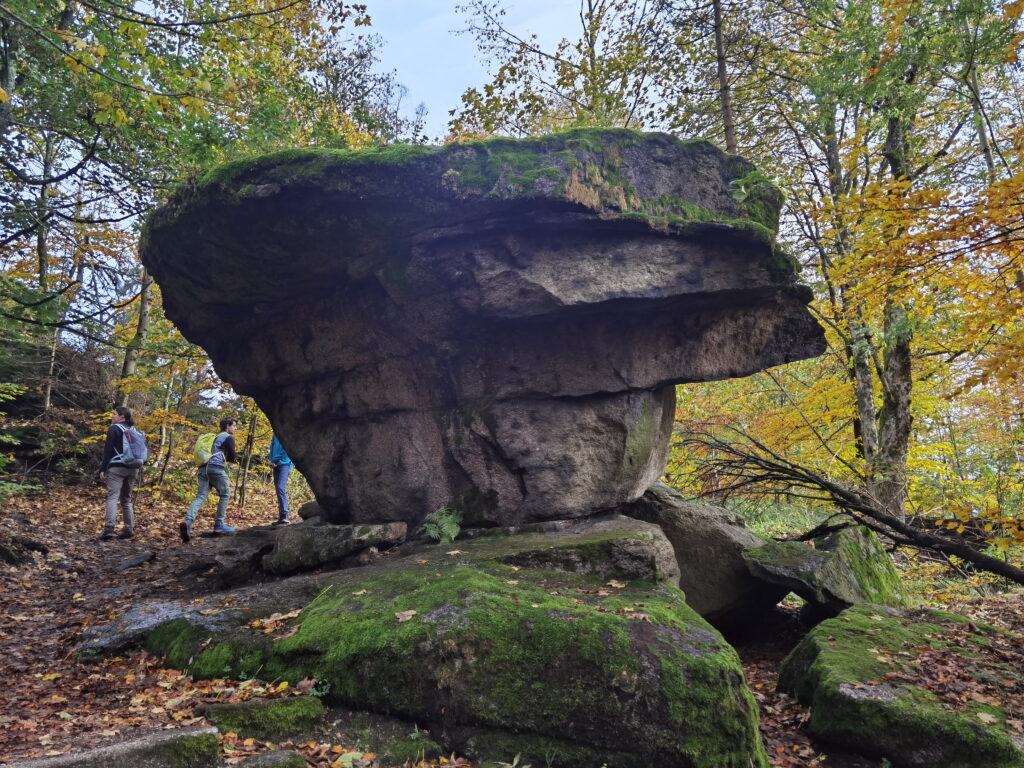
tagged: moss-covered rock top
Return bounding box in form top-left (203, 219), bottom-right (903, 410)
top-left (199, 696), bottom-right (325, 742)
top-left (168, 128), bottom-right (784, 243)
top-left (779, 603), bottom-right (1024, 767)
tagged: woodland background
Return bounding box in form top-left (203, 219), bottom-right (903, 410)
top-left (2, 0), bottom-right (1024, 594)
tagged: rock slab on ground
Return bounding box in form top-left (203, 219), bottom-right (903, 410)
top-left (778, 603), bottom-right (1024, 768)
top-left (6, 726), bottom-right (220, 768)
top-left (212, 521), bottom-right (407, 585)
top-left (141, 129), bottom-right (824, 527)
top-left (617, 483), bottom-right (786, 632)
top-left (743, 525), bottom-right (908, 616)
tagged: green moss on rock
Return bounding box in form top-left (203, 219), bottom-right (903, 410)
top-left (743, 526), bottom-right (908, 614)
top-left (159, 729), bottom-right (220, 767)
top-left (144, 619), bottom-right (207, 670)
top-left (201, 696), bottom-right (325, 741)
top-left (144, 538), bottom-right (767, 768)
top-left (779, 604), bottom-right (1024, 767)
top-left (821, 527), bottom-right (908, 607)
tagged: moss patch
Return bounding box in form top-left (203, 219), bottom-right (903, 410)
top-left (201, 696), bottom-right (325, 741)
top-left (821, 526), bottom-right (908, 607)
top-left (158, 729), bottom-right (220, 767)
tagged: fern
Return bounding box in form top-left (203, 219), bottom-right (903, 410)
top-left (416, 506), bottom-right (463, 544)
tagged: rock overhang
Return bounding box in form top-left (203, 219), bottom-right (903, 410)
top-left (141, 128), bottom-right (825, 526)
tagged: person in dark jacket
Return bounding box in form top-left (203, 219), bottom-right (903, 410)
top-left (180, 417), bottom-right (238, 542)
top-left (268, 434), bottom-right (293, 525)
top-left (98, 406), bottom-right (138, 540)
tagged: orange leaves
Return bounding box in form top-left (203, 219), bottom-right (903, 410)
top-left (247, 609), bottom-right (301, 635)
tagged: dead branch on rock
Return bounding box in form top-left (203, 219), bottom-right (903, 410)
top-left (679, 429), bottom-right (1024, 586)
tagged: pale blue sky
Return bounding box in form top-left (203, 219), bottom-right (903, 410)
top-left (366, 1), bottom-right (578, 140)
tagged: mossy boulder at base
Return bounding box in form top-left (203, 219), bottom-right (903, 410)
top-left (779, 604), bottom-right (1024, 768)
top-left (198, 696), bottom-right (325, 741)
top-left (322, 710), bottom-right (442, 766)
top-left (743, 525), bottom-right (908, 616)
top-left (617, 483), bottom-right (786, 632)
top-left (112, 521), bottom-right (768, 768)
top-left (141, 128), bottom-right (824, 527)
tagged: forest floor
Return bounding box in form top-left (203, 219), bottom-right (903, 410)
top-left (0, 484), bottom-right (1021, 767)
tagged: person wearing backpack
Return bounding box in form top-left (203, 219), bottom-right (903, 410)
top-left (268, 433), bottom-right (293, 525)
top-left (98, 406), bottom-right (141, 541)
top-left (180, 417), bottom-right (238, 542)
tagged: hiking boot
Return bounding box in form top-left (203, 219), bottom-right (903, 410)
top-left (179, 521), bottom-right (191, 543)
top-left (272, 517), bottom-right (291, 526)
top-left (98, 529), bottom-right (115, 541)
top-left (212, 524), bottom-right (236, 534)
top-left (117, 529), bottom-right (134, 540)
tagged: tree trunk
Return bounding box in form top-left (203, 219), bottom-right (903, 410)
top-left (115, 269), bottom-right (154, 408)
top-left (711, 0), bottom-right (736, 152)
top-left (821, 102), bottom-right (879, 470)
top-left (870, 299), bottom-right (912, 519)
top-left (236, 405), bottom-right (259, 507)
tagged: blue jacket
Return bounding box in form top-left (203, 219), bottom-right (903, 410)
top-left (269, 435), bottom-right (292, 466)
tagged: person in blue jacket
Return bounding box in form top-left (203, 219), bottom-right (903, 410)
top-left (268, 434), bottom-right (293, 524)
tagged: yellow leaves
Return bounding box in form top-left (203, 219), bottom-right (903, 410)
top-left (1004, 32), bottom-right (1024, 62)
top-left (329, 752), bottom-right (365, 768)
top-left (1003, 0), bottom-right (1024, 20)
top-left (394, 610), bottom-right (417, 623)
top-left (0, 87), bottom-right (8, 103)
top-left (247, 609), bottom-right (301, 635)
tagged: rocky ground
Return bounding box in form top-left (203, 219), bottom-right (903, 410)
top-left (0, 484), bottom-right (1020, 767)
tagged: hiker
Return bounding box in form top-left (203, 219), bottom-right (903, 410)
top-left (268, 433), bottom-right (293, 525)
top-left (180, 417), bottom-right (238, 541)
top-left (98, 406), bottom-right (139, 541)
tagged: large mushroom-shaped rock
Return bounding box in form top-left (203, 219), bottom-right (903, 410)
top-left (141, 129), bottom-right (824, 526)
